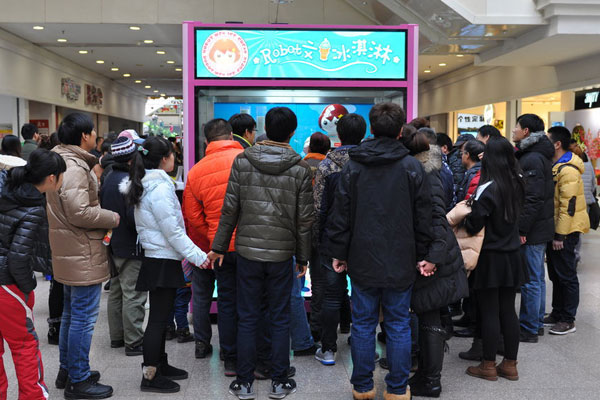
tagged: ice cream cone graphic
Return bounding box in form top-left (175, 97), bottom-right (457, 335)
top-left (319, 38), bottom-right (331, 61)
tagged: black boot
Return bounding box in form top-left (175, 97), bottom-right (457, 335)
top-left (440, 312), bottom-right (454, 341)
top-left (459, 337), bottom-right (483, 361)
top-left (411, 325), bottom-right (445, 398)
top-left (140, 364), bottom-right (180, 393)
top-left (159, 353), bottom-right (188, 380)
top-left (47, 318), bottom-right (60, 345)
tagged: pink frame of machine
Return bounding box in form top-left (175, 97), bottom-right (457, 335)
top-left (182, 22), bottom-right (419, 174)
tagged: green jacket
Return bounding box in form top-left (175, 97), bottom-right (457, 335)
top-left (212, 140), bottom-right (314, 265)
top-left (21, 140), bottom-right (38, 161)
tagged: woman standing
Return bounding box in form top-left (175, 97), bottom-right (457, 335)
top-left (402, 129), bottom-right (469, 397)
top-left (0, 149), bottom-right (66, 399)
top-left (464, 137), bottom-right (527, 381)
top-left (125, 136), bottom-right (209, 394)
top-left (1, 135), bottom-right (23, 159)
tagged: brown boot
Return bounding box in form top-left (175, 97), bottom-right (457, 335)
top-left (353, 388), bottom-right (376, 399)
top-left (496, 358), bottom-right (519, 381)
top-left (383, 388), bottom-right (411, 399)
top-left (466, 360), bottom-right (498, 381)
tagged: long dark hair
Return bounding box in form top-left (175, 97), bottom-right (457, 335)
top-left (126, 136), bottom-right (173, 206)
top-left (1, 135), bottom-right (22, 158)
top-left (8, 149), bottom-right (66, 189)
top-left (479, 137), bottom-right (525, 221)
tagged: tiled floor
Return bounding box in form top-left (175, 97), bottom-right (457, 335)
top-left (5, 230), bottom-right (600, 399)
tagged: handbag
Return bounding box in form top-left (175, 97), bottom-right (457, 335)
top-left (447, 200), bottom-right (485, 273)
top-left (589, 199), bottom-right (600, 230)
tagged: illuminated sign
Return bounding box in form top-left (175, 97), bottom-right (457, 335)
top-left (195, 28), bottom-right (407, 80)
top-left (575, 89), bottom-right (600, 110)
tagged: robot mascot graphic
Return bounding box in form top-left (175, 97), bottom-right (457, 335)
top-left (319, 104), bottom-right (349, 147)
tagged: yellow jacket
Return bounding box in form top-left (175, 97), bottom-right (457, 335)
top-left (552, 153), bottom-right (590, 238)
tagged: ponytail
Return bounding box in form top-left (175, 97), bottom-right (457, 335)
top-left (126, 136), bottom-right (173, 206)
top-left (8, 149), bottom-right (66, 189)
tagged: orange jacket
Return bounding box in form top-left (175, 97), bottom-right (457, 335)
top-left (182, 140), bottom-right (244, 253)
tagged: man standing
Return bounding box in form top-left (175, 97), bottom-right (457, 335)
top-left (182, 118), bottom-right (244, 373)
top-left (512, 114), bottom-right (555, 343)
top-left (90, 137), bottom-right (104, 158)
top-left (210, 107), bottom-right (313, 400)
top-left (326, 103), bottom-right (432, 400)
top-left (229, 113), bottom-right (256, 149)
top-left (21, 123), bottom-right (40, 161)
top-left (456, 140), bottom-right (484, 203)
top-left (544, 126), bottom-right (590, 335)
top-left (46, 113), bottom-right (120, 399)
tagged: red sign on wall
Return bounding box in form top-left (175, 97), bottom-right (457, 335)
top-left (30, 119), bottom-right (50, 136)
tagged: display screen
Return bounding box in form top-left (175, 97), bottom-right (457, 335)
top-left (213, 102), bottom-right (374, 154)
top-left (195, 28), bottom-right (407, 80)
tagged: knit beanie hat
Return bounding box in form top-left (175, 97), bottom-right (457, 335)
top-left (111, 136), bottom-right (136, 163)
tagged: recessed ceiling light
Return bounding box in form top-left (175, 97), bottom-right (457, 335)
top-left (456, 54), bottom-right (464, 57)
top-left (160, 94), bottom-right (166, 97)
top-left (438, 63), bottom-right (447, 66)
top-left (57, 38), bottom-right (68, 43)
top-left (166, 60), bottom-right (175, 64)
top-left (175, 68), bottom-right (182, 72)
top-left (122, 73), bottom-right (131, 77)
top-left (96, 60), bottom-right (105, 64)
top-left (143, 39), bottom-right (154, 44)
top-left (135, 80), bottom-right (142, 83)
top-left (129, 26), bottom-right (141, 31)
top-left (33, 26), bottom-right (44, 30)
top-left (111, 67), bottom-right (119, 71)
top-left (153, 90), bottom-right (159, 93)
top-left (424, 69), bottom-right (431, 73)
top-left (156, 50), bottom-right (166, 55)
top-left (78, 50), bottom-right (89, 54)
top-left (145, 85), bottom-right (151, 89)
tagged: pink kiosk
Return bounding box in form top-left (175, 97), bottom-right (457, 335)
top-left (182, 22), bottom-right (419, 174)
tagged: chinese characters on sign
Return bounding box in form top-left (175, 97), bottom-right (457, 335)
top-left (85, 84), bottom-right (103, 108)
top-left (195, 29), bottom-right (407, 80)
top-left (61, 78), bottom-right (81, 101)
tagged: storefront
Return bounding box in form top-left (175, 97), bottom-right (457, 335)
top-left (565, 88), bottom-right (600, 166)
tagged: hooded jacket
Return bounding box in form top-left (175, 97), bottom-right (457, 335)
top-left (448, 134), bottom-right (476, 187)
top-left (46, 145), bottom-right (118, 286)
top-left (552, 152), bottom-right (590, 238)
top-left (313, 145), bottom-right (354, 250)
top-left (126, 169), bottom-right (207, 266)
top-left (456, 162), bottom-right (481, 203)
top-left (212, 140), bottom-right (314, 265)
top-left (182, 140), bottom-right (244, 253)
top-left (0, 171), bottom-right (52, 294)
top-left (325, 137), bottom-right (433, 289)
top-left (411, 148), bottom-right (468, 313)
top-left (515, 132), bottom-right (555, 244)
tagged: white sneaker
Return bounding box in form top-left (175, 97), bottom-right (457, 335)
top-left (315, 348), bottom-right (336, 365)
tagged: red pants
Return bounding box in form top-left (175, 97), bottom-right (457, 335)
top-left (0, 285), bottom-right (48, 400)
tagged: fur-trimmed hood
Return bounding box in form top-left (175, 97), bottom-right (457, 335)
top-left (413, 145), bottom-right (443, 173)
top-left (516, 131), bottom-right (555, 161)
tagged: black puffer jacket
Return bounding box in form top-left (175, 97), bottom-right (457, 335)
top-left (411, 150), bottom-right (469, 313)
top-left (515, 132), bottom-right (555, 245)
top-left (0, 170), bottom-right (52, 294)
top-left (326, 137), bottom-right (433, 290)
top-left (212, 140), bottom-right (314, 265)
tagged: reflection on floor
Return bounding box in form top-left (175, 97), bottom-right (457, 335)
top-left (4, 230), bottom-right (600, 399)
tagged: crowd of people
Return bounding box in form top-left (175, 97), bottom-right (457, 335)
top-left (0, 104), bottom-right (595, 400)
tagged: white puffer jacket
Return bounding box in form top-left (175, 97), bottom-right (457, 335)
top-left (122, 169), bottom-right (207, 266)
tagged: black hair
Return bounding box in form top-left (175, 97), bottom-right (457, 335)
top-left (265, 107), bottom-right (297, 142)
top-left (58, 113), bottom-right (94, 146)
top-left (38, 132), bottom-right (60, 150)
top-left (517, 114), bottom-right (545, 134)
top-left (402, 129), bottom-right (430, 155)
top-left (229, 113), bottom-right (256, 137)
top-left (204, 118), bottom-right (233, 142)
top-left (409, 117), bottom-right (430, 130)
top-left (308, 132), bottom-right (331, 155)
top-left (101, 141), bottom-right (112, 155)
top-left (126, 136), bottom-right (173, 206)
top-left (548, 126), bottom-right (571, 151)
top-left (463, 140), bottom-right (485, 162)
top-left (479, 137), bottom-right (525, 222)
top-left (418, 127), bottom-right (437, 145)
top-left (436, 133), bottom-right (452, 151)
top-left (96, 137), bottom-right (104, 145)
top-left (369, 102), bottom-right (406, 138)
top-left (478, 125), bottom-right (501, 139)
top-left (8, 148), bottom-right (66, 190)
top-left (21, 123), bottom-right (38, 140)
top-left (337, 113), bottom-right (366, 146)
top-left (1, 135), bottom-right (22, 157)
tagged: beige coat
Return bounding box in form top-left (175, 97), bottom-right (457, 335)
top-left (46, 145), bottom-right (118, 286)
top-left (447, 200), bottom-right (485, 272)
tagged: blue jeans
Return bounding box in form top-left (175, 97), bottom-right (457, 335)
top-left (168, 287), bottom-right (191, 330)
top-left (59, 284), bottom-right (102, 383)
top-left (290, 262), bottom-right (314, 351)
top-left (519, 244), bottom-right (546, 334)
top-left (351, 283), bottom-right (412, 395)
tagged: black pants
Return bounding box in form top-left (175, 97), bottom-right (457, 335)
top-left (417, 309), bottom-right (441, 327)
top-left (547, 232), bottom-right (580, 323)
top-left (476, 287), bottom-right (519, 361)
top-left (236, 255), bottom-right (293, 384)
top-left (143, 287), bottom-right (177, 366)
top-left (48, 279), bottom-right (64, 322)
top-left (308, 247), bottom-right (323, 336)
top-left (319, 261), bottom-right (348, 352)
